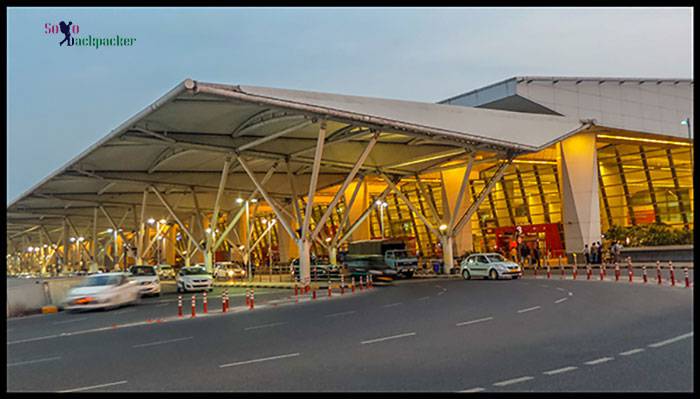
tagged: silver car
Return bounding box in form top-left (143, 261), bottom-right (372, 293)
top-left (460, 253), bottom-right (522, 280)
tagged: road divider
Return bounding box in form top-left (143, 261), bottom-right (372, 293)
top-left (619, 348), bottom-right (645, 356)
top-left (191, 295), bottom-right (196, 318)
top-left (177, 295), bottom-right (183, 318)
top-left (517, 306), bottom-right (541, 314)
top-left (492, 376), bottom-right (534, 387)
top-left (584, 357), bottom-right (613, 365)
top-left (456, 316), bottom-right (493, 327)
top-left (542, 366), bottom-right (577, 375)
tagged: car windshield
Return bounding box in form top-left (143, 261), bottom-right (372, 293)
top-left (486, 254), bottom-right (506, 263)
top-left (182, 267), bottom-right (208, 275)
top-left (81, 275), bottom-right (121, 286)
top-left (131, 266), bottom-right (156, 276)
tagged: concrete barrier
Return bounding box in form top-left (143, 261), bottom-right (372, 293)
top-left (6, 277), bottom-right (83, 318)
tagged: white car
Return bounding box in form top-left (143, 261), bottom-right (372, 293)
top-left (156, 264), bottom-right (175, 280)
top-left (176, 266), bottom-right (213, 293)
top-left (460, 253), bottom-right (522, 280)
top-left (128, 265), bottom-right (161, 296)
top-left (64, 272), bottom-right (140, 311)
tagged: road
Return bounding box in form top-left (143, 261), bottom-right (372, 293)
top-left (6, 276), bottom-right (693, 392)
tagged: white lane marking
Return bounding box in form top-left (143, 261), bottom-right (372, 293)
top-left (517, 306), bottom-right (541, 314)
top-left (58, 380), bottom-right (128, 392)
top-left (568, 292), bottom-right (573, 296)
top-left (382, 302), bottom-right (403, 308)
top-left (556, 287), bottom-right (566, 292)
top-left (493, 376), bottom-right (534, 386)
top-left (244, 322), bottom-right (287, 331)
top-left (456, 317), bottom-right (493, 327)
top-left (112, 309), bottom-right (136, 315)
top-left (619, 348), bottom-right (645, 356)
top-left (7, 356), bottom-right (61, 367)
top-left (554, 297), bottom-right (568, 304)
top-left (361, 332), bottom-right (416, 345)
top-left (648, 332), bottom-right (693, 348)
top-left (7, 334), bottom-right (59, 345)
top-left (459, 387), bottom-right (485, 392)
top-left (219, 352), bottom-right (300, 368)
top-left (132, 336), bottom-right (193, 348)
top-left (325, 310), bottom-right (356, 318)
top-left (539, 284), bottom-right (549, 288)
top-left (584, 357), bottom-right (614, 365)
top-left (437, 291), bottom-right (445, 296)
top-left (52, 317), bottom-right (88, 325)
top-left (417, 296), bottom-right (430, 301)
top-left (543, 366), bottom-right (578, 375)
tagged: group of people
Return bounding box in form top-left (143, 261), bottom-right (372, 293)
top-left (504, 238), bottom-right (542, 267)
top-left (583, 240), bottom-right (624, 265)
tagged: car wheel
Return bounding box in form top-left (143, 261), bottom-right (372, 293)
top-left (489, 269), bottom-right (498, 280)
top-left (462, 269), bottom-right (471, 280)
top-left (404, 271), bottom-right (414, 279)
top-left (512, 275), bottom-right (519, 280)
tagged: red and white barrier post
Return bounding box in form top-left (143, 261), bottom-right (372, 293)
top-left (684, 267), bottom-right (690, 288)
top-left (573, 264), bottom-right (578, 280)
top-left (560, 264), bottom-right (565, 279)
top-left (351, 277), bottom-right (356, 294)
top-left (546, 265), bottom-right (551, 279)
top-left (656, 261), bottom-right (662, 285)
top-left (245, 289), bottom-right (250, 307)
top-left (359, 276), bottom-right (364, 290)
top-left (614, 263), bottom-right (620, 282)
top-left (642, 266), bottom-right (648, 283)
top-left (627, 258), bottom-right (633, 283)
top-left (669, 261), bottom-right (675, 287)
top-left (191, 295), bottom-right (196, 318)
top-left (249, 289), bottom-right (255, 310)
top-left (368, 274), bottom-right (372, 288)
top-left (312, 287), bottom-right (317, 300)
top-left (203, 291), bottom-right (208, 314)
top-left (177, 295), bottom-right (183, 318)
top-left (340, 274), bottom-right (345, 295)
top-left (586, 265), bottom-right (592, 280)
top-left (328, 282), bottom-right (332, 297)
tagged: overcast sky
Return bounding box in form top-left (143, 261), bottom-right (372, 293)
top-left (6, 7), bottom-right (693, 203)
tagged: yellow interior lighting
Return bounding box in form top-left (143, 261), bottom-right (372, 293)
top-left (597, 134), bottom-right (692, 147)
top-left (512, 159), bottom-right (557, 165)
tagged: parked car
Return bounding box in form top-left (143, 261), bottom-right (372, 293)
top-left (213, 262), bottom-right (246, 280)
top-left (290, 257), bottom-right (340, 281)
top-left (460, 253), bottom-right (522, 280)
top-left (156, 264), bottom-right (175, 280)
top-left (128, 265), bottom-right (161, 296)
top-left (64, 272), bottom-right (140, 311)
top-left (176, 266), bottom-right (213, 293)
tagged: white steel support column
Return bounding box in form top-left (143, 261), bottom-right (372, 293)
top-left (90, 207), bottom-right (98, 272)
top-left (204, 157), bottom-right (232, 272)
top-left (137, 189), bottom-right (148, 263)
top-left (299, 121), bottom-right (326, 286)
top-left (150, 186), bottom-right (206, 258)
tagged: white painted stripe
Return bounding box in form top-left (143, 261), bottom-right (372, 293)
top-left (493, 376), bottom-right (534, 386)
top-left (517, 306), bottom-right (541, 314)
top-left (52, 317), bottom-right (88, 325)
top-left (437, 291), bottom-right (445, 296)
top-left (219, 352), bottom-right (300, 368)
top-left (325, 310), bottom-right (356, 318)
top-left (382, 302), bottom-right (403, 308)
top-left (543, 366), bottom-right (577, 375)
top-left (132, 336), bottom-right (193, 348)
top-left (361, 332), bottom-right (416, 345)
top-left (58, 380), bottom-right (128, 392)
top-left (568, 292), bottom-right (573, 296)
top-left (7, 356), bottom-right (61, 367)
top-left (7, 334), bottom-right (59, 345)
top-left (554, 297), bottom-right (568, 304)
top-left (556, 287), bottom-right (566, 292)
top-left (584, 357), bottom-right (614, 365)
top-left (456, 317), bottom-right (493, 327)
top-left (648, 332), bottom-right (693, 348)
top-left (417, 296), bottom-right (430, 301)
top-left (244, 322), bottom-right (287, 331)
top-left (619, 348), bottom-right (645, 356)
top-left (539, 284), bottom-right (549, 288)
top-left (459, 387), bottom-right (485, 392)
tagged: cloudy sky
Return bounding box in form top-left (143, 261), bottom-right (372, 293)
top-left (6, 7), bottom-right (693, 203)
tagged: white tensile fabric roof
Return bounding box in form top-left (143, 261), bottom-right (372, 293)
top-left (7, 79), bottom-right (586, 237)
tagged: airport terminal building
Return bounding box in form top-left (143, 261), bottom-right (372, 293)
top-left (6, 76), bottom-right (693, 276)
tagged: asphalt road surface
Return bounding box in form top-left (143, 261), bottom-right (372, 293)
top-left (6, 276), bottom-right (693, 392)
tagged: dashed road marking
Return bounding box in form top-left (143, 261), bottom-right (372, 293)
top-left (7, 334), bottom-right (59, 345)
top-left (493, 376), bottom-right (534, 386)
top-left (584, 357), bottom-right (614, 365)
top-left (382, 302), bottom-right (403, 308)
top-left (325, 310), bottom-right (357, 318)
top-left (568, 292), bottom-right (573, 296)
top-left (361, 332), bottom-right (416, 345)
top-left (58, 380), bottom-right (128, 392)
top-left (543, 366), bottom-right (577, 375)
top-left (52, 317), bottom-right (88, 325)
top-left (648, 332), bottom-right (693, 348)
top-left (517, 306), bottom-right (541, 314)
top-left (554, 298), bottom-right (568, 304)
top-left (456, 317), bottom-right (493, 327)
top-left (244, 322), bottom-right (287, 331)
top-left (7, 356), bottom-right (61, 367)
top-left (556, 287), bottom-right (566, 292)
top-left (219, 352), bottom-right (300, 368)
top-left (132, 336), bottom-right (193, 348)
top-left (459, 387), bottom-right (485, 392)
top-left (619, 348), bottom-right (645, 356)
top-left (417, 296), bottom-right (430, 301)
top-left (539, 284), bottom-right (549, 288)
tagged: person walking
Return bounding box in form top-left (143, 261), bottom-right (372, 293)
top-left (520, 241), bottom-right (530, 267)
top-left (532, 242), bottom-right (541, 269)
top-left (583, 244), bottom-right (590, 265)
top-left (597, 241), bottom-right (604, 265)
top-left (590, 242), bottom-right (598, 264)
